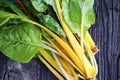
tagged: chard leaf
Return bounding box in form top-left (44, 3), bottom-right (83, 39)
top-left (0, 10), bottom-right (50, 63)
top-left (0, 22), bottom-right (43, 63)
top-left (43, 0), bottom-right (59, 18)
top-left (21, 0), bottom-right (65, 37)
top-left (31, 0), bottom-right (48, 12)
top-left (0, 10), bottom-right (17, 27)
top-left (22, 0), bottom-right (65, 37)
top-left (43, 0), bottom-right (95, 36)
top-left (22, 0), bottom-right (39, 16)
top-left (38, 14), bottom-right (66, 37)
top-left (0, 0), bottom-right (27, 17)
top-left (10, 4), bottom-right (28, 17)
top-left (61, 0), bottom-right (95, 35)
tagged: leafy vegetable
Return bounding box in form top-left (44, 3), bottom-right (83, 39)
top-left (38, 14), bottom-right (66, 37)
top-left (43, 0), bottom-right (95, 35)
top-left (0, 0), bottom-right (99, 79)
top-left (31, 0), bottom-right (48, 12)
top-left (0, 10), bottom-right (54, 63)
top-left (0, 21), bottom-right (42, 63)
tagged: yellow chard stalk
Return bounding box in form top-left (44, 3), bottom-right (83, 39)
top-left (18, 0), bottom-right (99, 79)
top-left (32, 0), bottom-right (99, 79)
top-left (53, 0), bottom-right (98, 79)
top-left (21, 0), bottom-right (99, 79)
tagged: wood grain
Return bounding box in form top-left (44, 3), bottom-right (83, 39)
top-left (0, 0), bottom-right (120, 80)
top-left (90, 0), bottom-right (120, 80)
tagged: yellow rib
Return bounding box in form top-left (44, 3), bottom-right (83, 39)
top-left (85, 32), bottom-right (99, 54)
top-left (39, 48), bottom-right (64, 76)
top-left (43, 35), bottom-right (85, 77)
top-left (29, 1), bottom-right (97, 78)
top-left (55, 0), bottom-right (84, 63)
top-left (57, 56), bottom-right (79, 80)
top-left (38, 55), bottom-right (65, 80)
top-left (57, 56), bottom-right (73, 76)
top-left (66, 61), bottom-right (79, 80)
top-left (33, 18), bottom-right (86, 77)
top-left (54, 0), bottom-right (96, 78)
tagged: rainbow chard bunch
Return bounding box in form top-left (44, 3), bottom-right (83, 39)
top-left (0, 0), bottom-right (99, 79)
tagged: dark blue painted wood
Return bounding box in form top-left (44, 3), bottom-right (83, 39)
top-left (89, 0), bottom-right (120, 80)
top-left (0, 53), bottom-right (7, 80)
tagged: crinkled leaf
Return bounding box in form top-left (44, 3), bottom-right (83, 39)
top-left (38, 14), bottom-right (66, 37)
top-left (20, 0), bottom-right (65, 37)
top-left (31, 0), bottom-right (48, 12)
top-left (0, 10), bottom-right (50, 63)
top-left (0, 0), bottom-right (27, 17)
top-left (43, 0), bottom-right (95, 36)
top-left (22, 0), bottom-right (38, 15)
top-left (0, 22), bottom-right (43, 63)
top-left (10, 4), bottom-right (28, 17)
top-left (0, 10), bottom-right (17, 27)
top-left (43, 0), bottom-right (59, 18)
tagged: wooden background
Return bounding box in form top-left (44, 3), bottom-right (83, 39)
top-left (0, 0), bottom-right (120, 80)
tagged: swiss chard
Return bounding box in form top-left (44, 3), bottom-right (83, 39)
top-left (0, 0), bottom-right (99, 80)
top-left (0, 10), bottom-right (55, 63)
top-left (31, 0), bottom-right (48, 12)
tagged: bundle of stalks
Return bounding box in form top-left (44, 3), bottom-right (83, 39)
top-left (0, 0), bottom-right (99, 80)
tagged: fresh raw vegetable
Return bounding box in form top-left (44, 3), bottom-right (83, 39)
top-left (0, 0), bottom-right (99, 80)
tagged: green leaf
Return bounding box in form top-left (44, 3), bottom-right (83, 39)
top-left (21, 0), bottom-right (39, 16)
top-left (0, 10), bottom-right (51, 63)
top-left (43, 0), bottom-right (59, 18)
top-left (31, 0), bottom-right (48, 12)
top-left (10, 4), bottom-right (28, 17)
top-left (61, 0), bottom-right (95, 35)
top-left (0, 10), bottom-right (18, 27)
top-left (0, 21), bottom-right (44, 63)
top-left (38, 14), bottom-right (66, 37)
top-left (0, 0), bottom-right (27, 17)
top-left (0, 0), bottom-right (11, 8)
top-left (43, 0), bottom-right (95, 36)
top-left (20, 0), bottom-right (65, 38)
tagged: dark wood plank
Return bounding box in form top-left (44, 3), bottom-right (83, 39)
top-left (118, 55), bottom-right (120, 80)
top-left (0, 0), bottom-right (120, 80)
top-left (90, 0), bottom-right (120, 80)
top-left (0, 53), bottom-right (7, 80)
top-left (91, 0), bottom-right (120, 80)
top-left (0, 57), bottom-right (57, 80)
top-left (90, 0), bottom-right (113, 79)
top-left (112, 0), bottom-right (120, 80)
